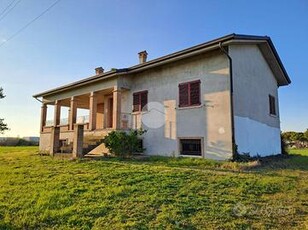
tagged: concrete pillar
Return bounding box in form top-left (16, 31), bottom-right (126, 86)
top-left (72, 124), bottom-right (84, 158)
top-left (69, 96), bottom-right (77, 130)
top-left (89, 92), bottom-right (97, 130)
top-left (54, 100), bottom-right (61, 127)
top-left (40, 104), bottom-right (47, 132)
top-left (103, 97), bottom-right (109, 128)
top-left (96, 103), bottom-right (104, 129)
top-left (50, 126), bottom-right (60, 156)
top-left (113, 87), bottom-right (121, 129)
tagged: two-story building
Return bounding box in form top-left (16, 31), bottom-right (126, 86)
top-left (33, 34), bottom-right (291, 160)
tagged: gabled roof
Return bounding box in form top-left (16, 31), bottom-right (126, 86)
top-left (33, 33), bottom-right (291, 98)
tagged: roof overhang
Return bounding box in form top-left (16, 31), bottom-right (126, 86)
top-left (221, 35), bottom-right (291, 86)
top-left (33, 33), bottom-right (291, 99)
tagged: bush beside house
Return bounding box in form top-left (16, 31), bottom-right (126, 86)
top-left (103, 129), bottom-right (146, 157)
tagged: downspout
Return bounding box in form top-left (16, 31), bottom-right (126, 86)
top-left (219, 42), bottom-right (236, 158)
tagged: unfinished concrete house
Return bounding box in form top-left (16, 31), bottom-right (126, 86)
top-left (33, 34), bottom-right (291, 160)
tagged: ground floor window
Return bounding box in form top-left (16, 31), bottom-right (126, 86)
top-left (179, 138), bottom-right (202, 156)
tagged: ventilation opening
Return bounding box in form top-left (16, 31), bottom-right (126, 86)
top-left (179, 139), bottom-right (202, 156)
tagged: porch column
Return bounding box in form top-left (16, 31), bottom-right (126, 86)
top-left (69, 96), bottom-right (77, 130)
top-left (50, 126), bottom-right (60, 155)
top-left (103, 96), bottom-right (109, 129)
top-left (89, 92), bottom-right (97, 130)
top-left (40, 104), bottom-right (47, 132)
top-left (54, 100), bottom-right (61, 127)
top-left (113, 87), bottom-right (121, 129)
top-left (72, 124), bottom-right (84, 158)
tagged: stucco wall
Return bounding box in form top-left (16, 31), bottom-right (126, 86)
top-left (121, 50), bottom-right (233, 160)
top-left (39, 133), bottom-right (52, 152)
top-left (230, 44), bottom-right (281, 156)
top-left (59, 131), bottom-right (75, 143)
top-left (234, 116), bottom-right (281, 156)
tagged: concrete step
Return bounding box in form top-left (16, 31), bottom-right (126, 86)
top-left (86, 142), bottom-right (110, 156)
top-left (82, 133), bottom-right (108, 155)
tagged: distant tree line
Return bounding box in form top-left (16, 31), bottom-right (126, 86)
top-left (0, 87), bottom-right (9, 133)
top-left (282, 129), bottom-right (308, 148)
top-left (0, 138), bottom-right (39, 146)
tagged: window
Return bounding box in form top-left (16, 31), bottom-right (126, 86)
top-left (269, 95), bottom-right (276, 115)
top-left (179, 80), bottom-right (201, 107)
top-left (180, 139), bottom-right (202, 156)
top-left (133, 91), bottom-right (148, 112)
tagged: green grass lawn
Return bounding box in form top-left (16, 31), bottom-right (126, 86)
top-left (0, 147), bottom-right (307, 229)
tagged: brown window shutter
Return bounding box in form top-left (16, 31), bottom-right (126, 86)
top-left (179, 83), bottom-right (189, 107)
top-left (133, 91), bottom-right (148, 112)
top-left (272, 99), bottom-right (276, 115)
top-left (133, 93), bottom-right (140, 112)
top-left (269, 95), bottom-right (276, 115)
top-left (141, 91), bottom-right (148, 111)
top-left (190, 81), bottom-right (201, 105)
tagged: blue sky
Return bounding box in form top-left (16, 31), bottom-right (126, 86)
top-left (0, 0), bottom-right (307, 137)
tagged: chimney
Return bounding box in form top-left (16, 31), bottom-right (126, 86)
top-left (95, 67), bottom-right (104, 75)
top-left (138, 50), bottom-right (148, 64)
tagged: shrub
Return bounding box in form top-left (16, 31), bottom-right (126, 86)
top-left (233, 152), bottom-right (252, 162)
top-left (103, 129), bottom-right (146, 157)
top-left (281, 135), bottom-right (289, 155)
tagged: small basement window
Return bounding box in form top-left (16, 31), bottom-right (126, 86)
top-left (179, 139), bottom-right (202, 156)
top-left (269, 95), bottom-right (276, 116)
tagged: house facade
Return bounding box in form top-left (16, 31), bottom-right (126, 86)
top-left (33, 34), bottom-right (291, 160)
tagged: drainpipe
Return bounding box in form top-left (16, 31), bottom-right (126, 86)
top-left (219, 42), bottom-right (236, 158)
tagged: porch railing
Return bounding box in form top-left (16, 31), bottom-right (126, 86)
top-left (121, 112), bottom-right (142, 130)
top-left (45, 115), bottom-right (90, 127)
top-left (44, 113), bottom-right (143, 130)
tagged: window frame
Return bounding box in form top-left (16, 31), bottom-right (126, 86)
top-left (133, 90), bottom-right (148, 112)
top-left (178, 137), bottom-right (203, 157)
top-left (269, 94), bottom-right (276, 116)
top-left (178, 80), bottom-right (201, 108)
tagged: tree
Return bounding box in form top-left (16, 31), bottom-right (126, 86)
top-left (281, 131), bottom-right (308, 142)
top-left (305, 129), bottom-right (308, 141)
top-left (281, 131), bottom-right (297, 142)
top-left (296, 132), bottom-right (307, 142)
top-left (0, 87), bottom-right (8, 134)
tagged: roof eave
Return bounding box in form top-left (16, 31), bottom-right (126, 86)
top-left (33, 33), bottom-right (291, 98)
top-left (266, 37), bottom-right (291, 85)
top-left (33, 35), bottom-right (236, 98)
top-left (32, 70), bottom-right (120, 98)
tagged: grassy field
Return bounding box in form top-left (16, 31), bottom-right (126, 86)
top-left (0, 147), bottom-right (307, 229)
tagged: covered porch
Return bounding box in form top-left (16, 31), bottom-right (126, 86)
top-left (40, 86), bottom-right (123, 133)
top-left (38, 85), bottom-right (138, 156)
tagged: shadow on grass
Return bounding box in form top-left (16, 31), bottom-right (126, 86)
top-left (80, 155), bottom-right (249, 174)
top-left (242, 154), bottom-right (308, 172)
top-left (40, 152), bottom-right (308, 173)
top-left (90, 153), bottom-right (308, 173)
top-left (0, 222), bottom-right (16, 230)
